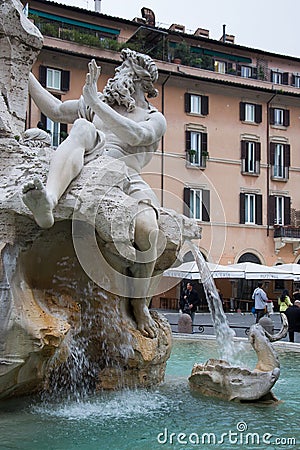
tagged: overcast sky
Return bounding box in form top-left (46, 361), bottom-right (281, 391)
top-left (49, 0), bottom-right (300, 58)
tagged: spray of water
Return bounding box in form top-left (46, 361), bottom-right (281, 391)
top-left (188, 243), bottom-right (244, 363)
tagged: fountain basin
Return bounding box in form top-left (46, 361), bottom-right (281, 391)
top-left (0, 337), bottom-right (299, 450)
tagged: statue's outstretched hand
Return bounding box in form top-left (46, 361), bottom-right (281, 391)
top-left (83, 59), bottom-right (101, 108)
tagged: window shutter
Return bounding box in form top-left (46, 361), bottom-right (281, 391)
top-left (202, 190), bottom-right (210, 222)
top-left (59, 123), bottom-right (68, 143)
top-left (40, 113), bottom-right (47, 130)
top-left (291, 74), bottom-right (295, 86)
top-left (284, 196), bottom-right (291, 225)
top-left (240, 193), bottom-right (245, 224)
top-left (39, 65), bottom-right (47, 87)
top-left (255, 142), bottom-right (261, 161)
top-left (183, 187), bottom-right (191, 217)
top-left (255, 194), bottom-right (262, 225)
top-left (282, 72), bottom-right (289, 85)
top-left (283, 109), bottom-right (290, 127)
top-left (201, 96), bottom-right (209, 115)
top-left (252, 67), bottom-right (257, 79)
top-left (61, 70), bottom-right (70, 92)
top-left (184, 93), bottom-right (191, 113)
top-left (268, 195), bottom-right (275, 225)
top-left (284, 144), bottom-right (290, 167)
top-left (270, 143), bottom-right (276, 165)
top-left (201, 133), bottom-right (208, 167)
top-left (241, 140), bottom-right (247, 159)
top-left (60, 123), bottom-right (67, 133)
top-left (239, 102), bottom-right (245, 121)
top-left (236, 64), bottom-right (241, 76)
top-left (185, 130), bottom-right (191, 151)
top-left (201, 132), bottom-right (208, 152)
top-left (255, 104), bottom-right (262, 123)
top-left (269, 107), bottom-right (275, 125)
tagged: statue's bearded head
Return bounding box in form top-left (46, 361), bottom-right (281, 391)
top-left (102, 48), bottom-right (159, 112)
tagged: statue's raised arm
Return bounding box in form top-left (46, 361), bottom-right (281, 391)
top-left (28, 73), bottom-right (80, 124)
top-left (82, 55), bottom-right (166, 149)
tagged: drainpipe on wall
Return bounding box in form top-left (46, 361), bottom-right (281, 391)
top-left (160, 73), bottom-right (171, 207)
top-left (266, 92), bottom-right (277, 236)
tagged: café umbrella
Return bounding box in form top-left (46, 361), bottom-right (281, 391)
top-left (163, 261), bottom-right (244, 280)
top-left (228, 262), bottom-right (293, 280)
top-left (278, 263), bottom-right (300, 281)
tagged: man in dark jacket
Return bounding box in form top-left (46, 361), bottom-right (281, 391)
top-left (180, 282), bottom-right (200, 323)
top-left (284, 300), bottom-right (300, 342)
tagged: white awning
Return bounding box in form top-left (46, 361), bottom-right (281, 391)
top-left (279, 263), bottom-right (300, 281)
top-left (163, 261), bottom-right (293, 280)
top-left (163, 261), bottom-right (244, 279)
top-left (228, 262), bottom-right (293, 280)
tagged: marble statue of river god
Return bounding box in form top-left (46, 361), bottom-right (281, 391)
top-left (0, 0), bottom-right (200, 399)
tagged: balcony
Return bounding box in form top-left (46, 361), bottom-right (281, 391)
top-left (274, 226), bottom-right (300, 254)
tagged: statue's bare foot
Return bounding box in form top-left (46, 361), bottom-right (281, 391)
top-left (22, 178), bottom-right (55, 229)
top-left (131, 299), bottom-right (156, 338)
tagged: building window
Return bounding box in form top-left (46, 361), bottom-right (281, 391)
top-left (271, 70), bottom-right (289, 85)
top-left (46, 118), bottom-right (60, 147)
top-left (273, 144), bottom-right (284, 178)
top-left (245, 194), bottom-right (255, 224)
top-left (245, 104), bottom-right (255, 122)
top-left (185, 130), bottom-right (208, 167)
top-left (270, 143), bottom-right (290, 180)
top-left (270, 108), bottom-right (290, 127)
top-left (184, 93), bottom-right (209, 115)
top-left (214, 60), bottom-right (226, 74)
top-left (240, 102), bottom-right (262, 124)
top-left (46, 68), bottom-right (61, 90)
top-left (241, 66), bottom-right (252, 78)
top-left (272, 71), bottom-right (282, 84)
top-left (40, 112), bottom-right (67, 147)
top-left (275, 196), bottom-right (284, 225)
top-left (292, 75), bottom-right (300, 88)
top-left (237, 65), bottom-right (257, 79)
top-left (191, 189), bottom-right (202, 219)
top-left (274, 109), bottom-right (283, 126)
top-left (39, 65), bottom-right (70, 92)
top-left (268, 196), bottom-right (291, 226)
top-left (241, 140), bottom-right (261, 174)
top-left (183, 187), bottom-right (210, 221)
top-left (240, 193), bottom-right (262, 225)
top-left (238, 253), bottom-right (261, 264)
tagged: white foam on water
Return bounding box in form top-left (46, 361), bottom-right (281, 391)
top-left (31, 389), bottom-right (173, 422)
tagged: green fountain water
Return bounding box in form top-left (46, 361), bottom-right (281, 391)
top-left (0, 339), bottom-right (299, 450)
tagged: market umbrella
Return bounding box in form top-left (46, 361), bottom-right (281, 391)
top-left (228, 262), bottom-right (293, 280)
top-left (163, 261), bottom-right (244, 279)
top-left (279, 263), bottom-right (300, 281)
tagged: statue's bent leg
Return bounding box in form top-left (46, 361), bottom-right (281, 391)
top-left (130, 204), bottom-right (159, 338)
top-left (22, 119), bottom-right (99, 228)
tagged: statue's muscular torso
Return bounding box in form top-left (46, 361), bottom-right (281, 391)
top-left (92, 104), bottom-right (164, 173)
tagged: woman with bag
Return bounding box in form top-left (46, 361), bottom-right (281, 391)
top-left (278, 289), bottom-right (292, 312)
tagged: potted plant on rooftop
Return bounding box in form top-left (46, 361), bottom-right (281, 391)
top-left (173, 41), bottom-right (192, 65)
